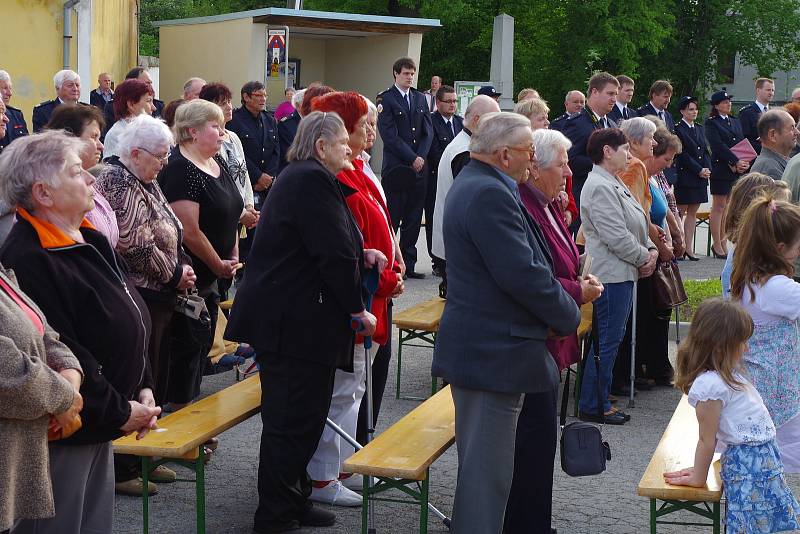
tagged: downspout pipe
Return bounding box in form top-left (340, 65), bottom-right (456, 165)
top-left (63, 0), bottom-right (81, 69)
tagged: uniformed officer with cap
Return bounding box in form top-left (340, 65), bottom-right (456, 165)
top-left (377, 56), bottom-right (433, 279)
top-left (0, 70), bottom-right (28, 150)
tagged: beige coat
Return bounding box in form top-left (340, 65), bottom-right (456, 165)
top-left (0, 267), bottom-right (82, 530)
top-left (580, 164), bottom-right (654, 284)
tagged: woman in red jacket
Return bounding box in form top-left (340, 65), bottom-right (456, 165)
top-left (306, 91), bottom-right (403, 506)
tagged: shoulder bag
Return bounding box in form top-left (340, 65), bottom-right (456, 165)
top-left (651, 259), bottom-right (688, 310)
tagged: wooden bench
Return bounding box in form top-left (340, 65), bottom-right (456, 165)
top-left (638, 395), bottom-right (722, 533)
top-left (694, 210), bottom-right (712, 256)
top-left (569, 303), bottom-right (593, 416)
top-left (113, 375), bottom-right (262, 534)
top-left (392, 297), bottom-right (446, 400)
top-left (344, 385), bottom-right (455, 534)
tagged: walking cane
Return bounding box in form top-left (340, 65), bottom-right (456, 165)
top-left (329, 268), bottom-right (452, 532)
top-left (628, 282), bottom-right (638, 408)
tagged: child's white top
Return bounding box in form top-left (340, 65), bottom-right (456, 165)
top-left (740, 275), bottom-right (800, 325)
top-left (688, 370), bottom-right (775, 445)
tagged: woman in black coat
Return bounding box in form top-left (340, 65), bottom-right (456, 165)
top-left (705, 90), bottom-right (751, 258)
top-left (674, 96), bottom-right (713, 260)
top-left (225, 111), bottom-right (384, 533)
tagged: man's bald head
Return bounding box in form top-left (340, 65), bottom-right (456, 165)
top-left (465, 95), bottom-right (501, 130)
top-left (564, 90), bottom-right (586, 115)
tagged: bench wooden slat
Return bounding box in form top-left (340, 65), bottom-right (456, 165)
top-left (113, 375), bottom-right (261, 458)
top-left (637, 395), bottom-right (722, 502)
top-left (343, 385), bottom-right (455, 480)
top-left (392, 297), bottom-right (446, 331)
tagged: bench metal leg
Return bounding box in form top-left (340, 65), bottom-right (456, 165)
top-left (650, 498), bottom-right (656, 534)
top-left (395, 328), bottom-right (438, 400)
top-left (648, 497), bottom-right (721, 533)
top-left (360, 472), bottom-right (437, 534)
top-left (196, 448), bottom-right (206, 534)
top-left (141, 456), bottom-right (151, 534)
top-left (419, 475), bottom-right (429, 534)
top-left (395, 329), bottom-right (405, 400)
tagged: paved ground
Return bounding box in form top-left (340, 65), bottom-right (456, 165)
top-left (112, 230), bottom-right (799, 534)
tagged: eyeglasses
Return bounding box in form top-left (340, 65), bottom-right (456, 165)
top-left (506, 145), bottom-right (536, 161)
top-left (138, 147), bottom-right (169, 163)
top-left (438, 99), bottom-right (457, 104)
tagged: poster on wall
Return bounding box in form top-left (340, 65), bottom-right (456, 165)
top-left (267, 29), bottom-right (286, 79)
top-left (454, 81), bottom-right (491, 116)
top-left (280, 59), bottom-right (301, 89)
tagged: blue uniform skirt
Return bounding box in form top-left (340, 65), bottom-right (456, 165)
top-left (721, 439), bottom-right (800, 533)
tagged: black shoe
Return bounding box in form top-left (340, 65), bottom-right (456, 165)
top-left (682, 252), bottom-right (700, 262)
top-left (578, 411), bottom-right (626, 425)
top-left (299, 505), bottom-right (335, 527)
top-left (252, 520), bottom-right (300, 533)
top-left (711, 246), bottom-right (727, 259)
top-left (612, 410), bottom-right (632, 421)
top-left (405, 271), bottom-right (426, 279)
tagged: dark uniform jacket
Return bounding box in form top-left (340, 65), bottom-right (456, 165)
top-left (674, 120), bottom-right (713, 189)
top-left (277, 110), bottom-right (300, 174)
top-left (1, 105), bottom-right (28, 149)
top-left (33, 99), bottom-right (90, 133)
top-left (224, 158), bottom-right (364, 369)
top-left (427, 111), bottom-right (464, 179)
top-left (549, 112), bottom-right (569, 131)
top-left (608, 103), bottom-right (637, 123)
top-left (376, 86), bottom-right (433, 175)
top-left (89, 88), bottom-right (113, 110)
top-left (226, 107), bottom-right (281, 200)
top-left (562, 107), bottom-right (615, 210)
top-left (739, 102), bottom-right (764, 154)
top-left (705, 114), bottom-right (745, 183)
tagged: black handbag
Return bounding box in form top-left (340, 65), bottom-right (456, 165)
top-left (651, 259), bottom-right (688, 310)
top-left (559, 307), bottom-right (611, 476)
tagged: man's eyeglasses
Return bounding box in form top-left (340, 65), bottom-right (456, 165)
top-left (438, 99), bottom-right (457, 104)
top-left (138, 147), bottom-right (169, 163)
top-left (506, 145), bottom-right (536, 161)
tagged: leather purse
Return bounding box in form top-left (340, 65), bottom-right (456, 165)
top-left (651, 260), bottom-right (688, 310)
top-left (559, 306), bottom-right (611, 477)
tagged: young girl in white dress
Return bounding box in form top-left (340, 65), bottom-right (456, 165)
top-left (665, 298), bottom-right (799, 533)
top-left (730, 196), bottom-right (800, 471)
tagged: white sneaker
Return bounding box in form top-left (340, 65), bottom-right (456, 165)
top-left (340, 474), bottom-right (365, 491)
top-left (309, 480), bottom-right (362, 507)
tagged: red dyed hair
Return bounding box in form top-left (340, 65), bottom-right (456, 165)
top-left (300, 83), bottom-right (334, 117)
top-left (311, 91), bottom-right (368, 133)
top-left (113, 79), bottom-right (154, 120)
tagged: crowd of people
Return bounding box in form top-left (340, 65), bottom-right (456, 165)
top-left (2, 57), bottom-right (800, 534)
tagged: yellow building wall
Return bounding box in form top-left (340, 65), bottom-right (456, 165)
top-left (91, 0), bottom-right (138, 90)
top-left (0, 0), bottom-right (136, 125)
top-left (159, 18), bottom-right (254, 103)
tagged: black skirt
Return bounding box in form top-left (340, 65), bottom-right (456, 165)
top-left (674, 185), bottom-right (708, 205)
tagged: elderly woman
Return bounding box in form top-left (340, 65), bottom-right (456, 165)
top-left (199, 83), bottom-right (258, 233)
top-left (225, 111), bottom-right (382, 532)
top-left (45, 104), bottom-right (119, 247)
top-left (306, 92), bottom-right (402, 506)
top-left (96, 114), bottom-right (195, 494)
top-left (102, 79), bottom-right (155, 159)
top-left (505, 128), bottom-right (603, 533)
top-left (706, 90), bottom-right (750, 258)
top-left (274, 86), bottom-right (296, 122)
top-left (0, 131), bottom-right (159, 534)
top-left (158, 99), bottom-right (242, 408)
top-left (578, 128), bottom-right (657, 426)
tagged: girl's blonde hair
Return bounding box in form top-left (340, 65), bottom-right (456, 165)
top-left (723, 172), bottom-right (774, 243)
top-left (730, 195), bottom-right (800, 302)
top-left (674, 298), bottom-right (753, 393)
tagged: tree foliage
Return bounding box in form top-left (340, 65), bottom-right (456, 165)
top-left (140, 0), bottom-right (800, 113)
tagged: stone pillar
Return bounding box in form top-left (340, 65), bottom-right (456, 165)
top-left (490, 13), bottom-right (514, 111)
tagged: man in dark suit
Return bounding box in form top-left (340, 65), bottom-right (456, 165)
top-left (550, 90), bottom-right (585, 131)
top-left (102, 67), bottom-right (164, 135)
top-left (32, 69), bottom-right (84, 132)
top-left (739, 77), bottom-right (774, 154)
top-left (277, 88), bottom-right (303, 174)
top-left (608, 74), bottom-right (638, 123)
top-left (637, 79), bottom-right (677, 184)
top-left (377, 56), bottom-right (433, 279)
top-left (562, 72), bottom-right (619, 228)
top-left (90, 72), bottom-right (114, 110)
top-left (433, 112), bottom-right (580, 534)
top-left (425, 84), bottom-right (462, 277)
top-left (0, 70), bottom-right (28, 150)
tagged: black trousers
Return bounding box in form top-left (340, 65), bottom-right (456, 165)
top-left (386, 176), bottom-right (426, 273)
top-left (253, 352), bottom-right (336, 528)
top-left (356, 302), bottom-right (392, 445)
top-left (503, 385), bottom-right (559, 534)
top-left (423, 171), bottom-right (446, 272)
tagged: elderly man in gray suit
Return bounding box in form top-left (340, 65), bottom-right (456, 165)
top-left (432, 112), bottom-right (582, 533)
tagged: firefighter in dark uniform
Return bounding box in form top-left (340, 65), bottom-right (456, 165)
top-left (376, 56), bottom-right (433, 279)
top-left (1, 104), bottom-right (28, 150)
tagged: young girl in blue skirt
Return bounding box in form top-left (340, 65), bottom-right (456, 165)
top-left (665, 298), bottom-right (800, 533)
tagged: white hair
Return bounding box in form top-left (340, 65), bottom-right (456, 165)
top-left (532, 129), bottom-right (572, 169)
top-left (362, 95), bottom-right (378, 119)
top-left (619, 116), bottom-right (656, 145)
top-left (0, 70), bottom-right (10, 83)
top-left (117, 115), bottom-right (174, 158)
top-left (292, 88), bottom-right (306, 109)
top-left (54, 69), bottom-right (80, 90)
top-left (469, 112), bottom-right (531, 154)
